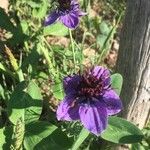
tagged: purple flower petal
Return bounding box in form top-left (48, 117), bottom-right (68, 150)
top-left (103, 89), bottom-right (122, 115)
top-left (44, 11), bottom-right (60, 26)
top-left (78, 11), bottom-right (87, 17)
top-left (71, 0), bottom-right (86, 16)
top-left (92, 66), bottom-right (104, 78)
top-left (79, 102), bottom-right (108, 135)
top-left (71, 0), bottom-right (79, 5)
top-left (63, 75), bottom-right (81, 95)
top-left (56, 96), bottom-right (80, 121)
top-left (60, 12), bottom-right (79, 29)
top-left (92, 66), bottom-right (111, 87)
top-left (71, 0), bottom-right (79, 9)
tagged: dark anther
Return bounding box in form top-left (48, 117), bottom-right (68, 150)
top-left (58, 0), bottom-right (71, 10)
top-left (77, 72), bottom-right (105, 98)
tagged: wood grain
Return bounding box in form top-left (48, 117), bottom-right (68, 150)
top-left (116, 0), bottom-right (150, 129)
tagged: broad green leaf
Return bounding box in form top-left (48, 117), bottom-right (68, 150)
top-left (96, 34), bottom-right (108, 48)
top-left (111, 73), bottom-right (123, 96)
top-left (20, 20), bottom-right (29, 34)
top-left (0, 8), bottom-right (15, 31)
top-left (36, 1), bottom-right (48, 18)
top-left (99, 21), bottom-right (110, 35)
top-left (0, 126), bottom-right (13, 150)
top-left (24, 121), bottom-right (72, 150)
top-left (0, 8), bottom-right (28, 46)
top-left (28, 1), bottom-right (41, 8)
top-left (72, 128), bottom-right (90, 150)
top-left (38, 72), bottom-right (49, 80)
top-left (7, 27), bottom-right (28, 46)
top-left (101, 116), bottom-right (144, 144)
top-left (0, 8), bottom-right (27, 44)
top-left (0, 129), bottom-right (5, 148)
top-left (52, 79), bottom-right (65, 100)
top-left (21, 47), bottom-right (40, 76)
top-left (32, 6), bottom-right (47, 19)
top-left (43, 22), bottom-right (69, 36)
top-left (8, 81), bottom-right (43, 125)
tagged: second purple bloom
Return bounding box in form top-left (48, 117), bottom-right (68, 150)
top-left (44, 0), bottom-right (86, 29)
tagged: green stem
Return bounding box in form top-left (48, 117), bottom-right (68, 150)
top-left (40, 44), bottom-right (57, 78)
top-left (17, 51), bottom-right (24, 82)
top-left (42, 36), bottom-right (53, 52)
top-left (69, 29), bottom-right (76, 72)
top-left (80, 31), bottom-right (87, 73)
top-left (17, 69), bottom-right (24, 82)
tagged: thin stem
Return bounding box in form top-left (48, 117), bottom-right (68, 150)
top-left (39, 44), bottom-right (57, 78)
top-left (42, 36), bottom-right (53, 52)
top-left (69, 29), bottom-right (76, 72)
top-left (17, 50), bottom-right (24, 82)
top-left (80, 31), bottom-right (87, 73)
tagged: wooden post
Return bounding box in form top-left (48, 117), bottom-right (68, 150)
top-left (116, 0), bottom-right (150, 129)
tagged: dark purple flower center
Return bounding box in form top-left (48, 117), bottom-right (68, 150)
top-left (77, 72), bottom-right (104, 98)
top-left (58, 0), bottom-right (71, 10)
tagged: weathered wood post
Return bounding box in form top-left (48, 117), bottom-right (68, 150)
top-left (116, 0), bottom-right (150, 129)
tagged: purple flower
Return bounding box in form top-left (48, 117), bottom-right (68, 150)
top-left (44, 0), bottom-right (86, 29)
top-left (56, 66), bottom-right (122, 135)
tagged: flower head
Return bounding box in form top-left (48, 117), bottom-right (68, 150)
top-left (44, 0), bottom-right (86, 29)
top-left (56, 66), bottom-right (122, 135)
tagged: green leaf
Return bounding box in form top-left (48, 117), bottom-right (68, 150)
top-left (0, 7), bottom-right (15, 32)
top-left (0, 84), bottom-right (5, 99)
top-left (0, 126), bottom-right (13, 150)
top-left (52, 78), bottom-right (65, 100)
top-left (131, 143), bottom-right (146, 150)
top-left (24, 121), bottom-right (72, 150)
top-left (96, 34), bottom-right (108, 48)
top-left (72, 128), bottom-right (90, 150)
top-left (8, 81), bottom-right (43, 125)
top-left (0, 8), bottom-right (28, 46)
top-left (32, 3), bottom-right (48, 19)
top-left (28, 1), bottom-right (41, 8)
top-left (36, 1), bottom-right (48, 18)
top-left (101, 116), bottom-right (144, 144)
top-left (99, 21), bottom-right (110, 35)
top-left (43, 22), bottom-right (69, 36)
top-left (111, 73), bottom-right (123, 96)
top-left (0, 129), bottom-right (5, 148)
top-left (20, 20), bottom-right (29, 34)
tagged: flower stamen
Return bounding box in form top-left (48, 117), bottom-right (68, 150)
top-left (58, 0), bottom-right (71, 10)
top-left (77, 71), bottom-right (105, 98)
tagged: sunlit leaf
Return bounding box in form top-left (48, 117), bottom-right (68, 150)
top-left (111, 73), bottom-right (123, 96)
top-left (0, 126), bottom-right (13, 149)
top-left (99, 21), bottom-right (110, 35)
top-left (43, 22), bottom-right (69, 36)
top-left (8, 81), bottom-right (43, 125)
top-left (0, 8), bottom-right (15, 31)
top-left (72, 128), bottom-right (90, 150)
top-left (101, 116), bottom-right (144, 144)
top-left (52, 78), bottom-right (65, 100)
top-left (24, 121), bottom-right (72, 150)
